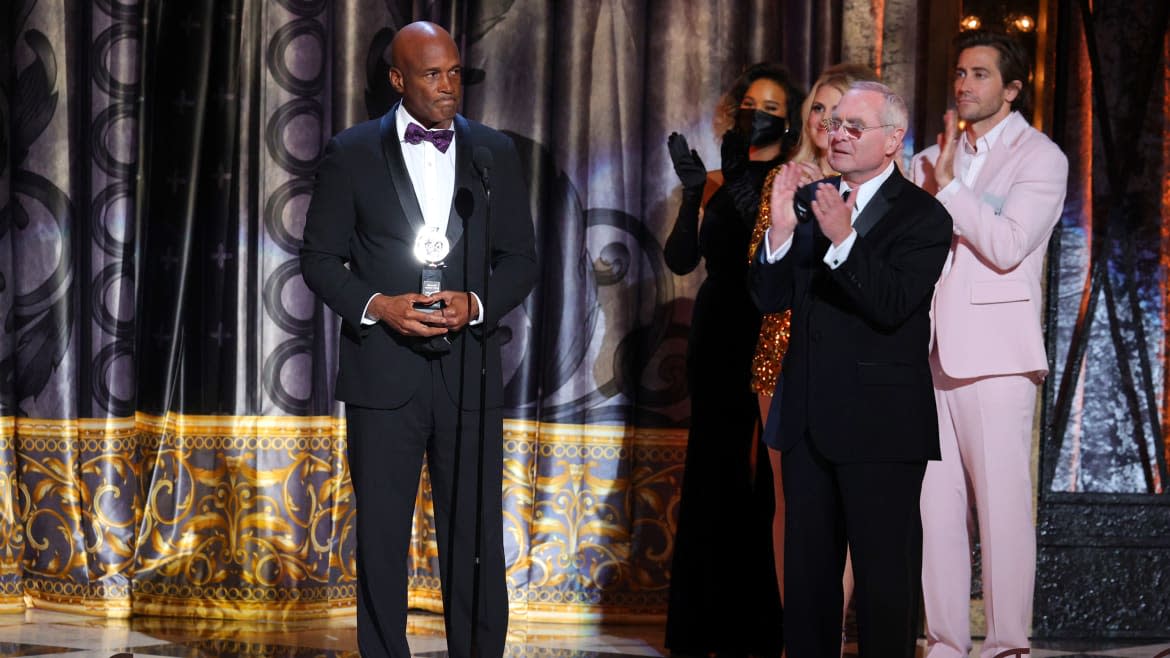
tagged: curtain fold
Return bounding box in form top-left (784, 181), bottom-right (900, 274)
top-left (129, 0), bottom-right (355, 618)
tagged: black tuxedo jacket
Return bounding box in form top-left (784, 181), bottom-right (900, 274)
top-left (301, 104), bottom-right (537, 410)
top-left (752, 169), bottom-right (952, 462)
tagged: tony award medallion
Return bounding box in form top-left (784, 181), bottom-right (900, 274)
top-left (413, 224), bottom-right (450, 313)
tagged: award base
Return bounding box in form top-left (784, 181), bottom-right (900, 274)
top-left (415, 265), bottom-right (444, 313)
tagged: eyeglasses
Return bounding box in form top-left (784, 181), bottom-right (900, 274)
top-left (821, 117), bottom-right (897, 139)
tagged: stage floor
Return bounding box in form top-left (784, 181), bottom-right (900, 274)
top-left (0, 609), bottom-right (1164, 657)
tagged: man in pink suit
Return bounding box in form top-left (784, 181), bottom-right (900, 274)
top-left (910, 30), bottom-right (1068, 658)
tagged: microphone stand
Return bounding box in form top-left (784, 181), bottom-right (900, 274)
top-left (469, 153), bottom-right (491, 658)
top-left (447, 195), bottom-right (469, 652)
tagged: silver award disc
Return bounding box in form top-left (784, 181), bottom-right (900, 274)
top-left (413, 225), bottom-right (450, 265)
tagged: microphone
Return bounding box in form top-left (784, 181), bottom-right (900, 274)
top-left (473, 146), bottom-right (493, 194)
top-left (453, 186), bottom-right (475, 220)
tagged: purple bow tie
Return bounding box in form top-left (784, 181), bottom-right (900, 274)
top-left (404, 122), bottom-right (454, 153)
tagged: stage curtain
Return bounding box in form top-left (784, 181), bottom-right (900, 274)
top-left (0, 0), bottom-right (931, 621)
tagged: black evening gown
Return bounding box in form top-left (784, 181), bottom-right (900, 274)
top-left (663, 158), bottom-right (783, 656)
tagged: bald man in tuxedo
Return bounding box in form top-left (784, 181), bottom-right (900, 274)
top-left (301, 21), bottom-right (536, 658)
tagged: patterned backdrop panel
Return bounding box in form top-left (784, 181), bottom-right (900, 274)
top-left (16, 418), bottom-right (139, 616)
top-left (8, 0), bottom-right (1158, 627)
top-left (131, 414), bottom-right (355, 620)
top-left (260, 1), bottom-right (333, 417)
top-left (407, 420), bottom-right (685, 623)
top-left (0, 418), bottom-right (20, 612)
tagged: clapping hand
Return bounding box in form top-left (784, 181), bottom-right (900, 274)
top-left (667, 132), bottom-right (708, 192)
top-left (810, 183), bottom-right (857, 245)
top-left (932, 109), bottom-right (960, 190)
top-left (720, 128), bottom-right (750, 182)
top-left (766, 163), bottom-right (802, 252)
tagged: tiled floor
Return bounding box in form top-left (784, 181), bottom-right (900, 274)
top-left (0, 609), bottom-right (1165, 657)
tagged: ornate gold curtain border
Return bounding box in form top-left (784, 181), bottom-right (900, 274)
top-left (2, 415), bottom-right (687, 623)
top-left (5, 414), bottom-right (354, 620)
top-left (408, 418), bottom-right (686, 624)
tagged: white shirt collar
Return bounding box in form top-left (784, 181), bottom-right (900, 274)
top-left (839, 161), bottom-right (896, 222)
top-left (961, 110), bottom-right (1014, 155)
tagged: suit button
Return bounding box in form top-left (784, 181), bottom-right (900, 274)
top-left (812, 330), bottom-right (822, 342)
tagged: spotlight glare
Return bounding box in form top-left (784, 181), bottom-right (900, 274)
top-left (1012, 14), bottom-right (1036, 32)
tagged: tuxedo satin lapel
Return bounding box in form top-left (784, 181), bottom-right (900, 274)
top-left (854, 192), bottom-right (889, 238)
top-left (445, 114), bottom-right (472, 249)
top-left (379, 105), bottom-right (426, 235)
top-left (853, 170), bottom-right (903, 237)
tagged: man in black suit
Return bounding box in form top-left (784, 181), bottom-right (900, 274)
top-left (752, 81), bottom-right (951, 658)
top-left (300, 21), bottom-right (537, 658)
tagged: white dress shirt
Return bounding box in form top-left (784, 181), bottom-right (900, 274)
top-left (362, 106), bottom-right (483, 325)
top-left (763, 161), bottom-right (897, 268)
top-left (936, 111), bottom-right (1013, 203)
top-left (396, 105), bottom-right (458, 230)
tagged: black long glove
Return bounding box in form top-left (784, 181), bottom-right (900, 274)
top-left (668, 132), bottom-right (708, 191)
top-left (720, 128), bottom-right (750, 183)
top-left (665, 132), bottom-right (707, 275)
top-left (719, 128), bottom-right (763, 224)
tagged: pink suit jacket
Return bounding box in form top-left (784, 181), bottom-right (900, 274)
top-left (911, 112), bottom-right (1068, 380)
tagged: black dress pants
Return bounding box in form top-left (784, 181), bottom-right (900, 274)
top-left (782, 433), bottom-right (926, 658)
top-left (346, 360), bottom-right (507, 658)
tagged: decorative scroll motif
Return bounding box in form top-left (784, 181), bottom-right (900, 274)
top-left (4, 412), bottom-right (686, 622)
top-left (131, 414), bottom-right (355, 619)
top-left (12, 415), bottom-right (355, 620)
top-left (89, 0), bottom-right (142, 418)
top-left (17, 418), bottom-right (139, 616)
top-left (0, 418), bottom-right (20, 612)
top-left (408, 419), bottom-right (685, 622)
top-left (0, 4), bottom-right (75, 416)
top-left (262, 0), bottom-right (330, 416)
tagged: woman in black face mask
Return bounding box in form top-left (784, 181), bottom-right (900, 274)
top-left (663, 62), bottom-right (805, 658)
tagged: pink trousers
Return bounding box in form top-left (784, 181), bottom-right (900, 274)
top-left (921, 351), bottom-right (1038, 658)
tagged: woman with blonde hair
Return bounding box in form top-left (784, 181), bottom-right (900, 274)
top-left (748, 62), bottom-right (878, 651)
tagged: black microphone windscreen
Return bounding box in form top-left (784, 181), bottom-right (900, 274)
top-left (473, 146), bottom-right (494, 177)
top-left (454, 187), bottom-right (475, 219)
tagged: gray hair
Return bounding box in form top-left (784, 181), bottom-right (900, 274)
top-left (848, 80), bottom-right (908, 131)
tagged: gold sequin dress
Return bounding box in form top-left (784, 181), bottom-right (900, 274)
top-left (748, 165), bottom-right (792, 396)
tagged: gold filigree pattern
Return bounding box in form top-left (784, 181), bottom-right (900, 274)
top-left (407, 420), bottom-right (685, 623)
top-left (8, 415), bottom-right (356, 619)
top-left (132, 415), bottom-right (355, 619)
top-left (3, 415), bottom-right (686, 623)
top-left (748, 166), bottom-right (793, 395)
top-left (0, 419), bottom-right (21, 612)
